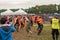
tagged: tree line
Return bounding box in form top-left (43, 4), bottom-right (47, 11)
top-left (0, 4), bottom-right (60, 14)
top-left (25, 4), bottom-right (60, 14)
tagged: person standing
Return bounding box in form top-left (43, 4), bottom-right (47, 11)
top-left (36, 16), bottom-right (43, 35)
top-left (51, 16), bottom-right (60, 40)
top-left (25, 17), bottom-right (32, 36)
top-left (0, 17), bottom-right (15, 40)
top-left (14, 16), bottom-right (19, 32)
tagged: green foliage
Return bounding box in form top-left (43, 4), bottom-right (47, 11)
top-left (10, 9), bottom-right (19, 12)
top-left (0, 4), bottom-right (60, 14)
top-left (58, 5), bottom-right (60, 13)
top-left (0, 9), bottom-right (7, 13)
top-left (39, 5), bottom-right (56, 13)
top-left (25, 4), bottom-right (60, 14)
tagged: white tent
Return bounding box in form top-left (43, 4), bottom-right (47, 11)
top-left (14, 9), bottom-right (27, 15)
top-left (1, 9), bottom-right (14, 15)
top-left (1, 9), bottom-right (27, 16)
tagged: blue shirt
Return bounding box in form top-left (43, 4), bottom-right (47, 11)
top-left (0, 24), bottom-right (15, 40)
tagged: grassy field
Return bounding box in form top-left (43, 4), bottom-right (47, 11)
top-left (13, 23), bottom-right (60, 40)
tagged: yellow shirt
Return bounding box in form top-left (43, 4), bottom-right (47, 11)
top-left (52, 18), bottom-right (60, 29)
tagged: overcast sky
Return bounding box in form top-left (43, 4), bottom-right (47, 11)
top-left (0, 0), bottom-right (60, 9)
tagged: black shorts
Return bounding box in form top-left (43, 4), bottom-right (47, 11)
top-left (38, 23), bottom-right (43, 28)
top-left (52, 29), bottom-right (59, 35)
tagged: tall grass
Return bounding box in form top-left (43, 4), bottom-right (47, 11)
top-left (13, 23), bottom-right (60, 40)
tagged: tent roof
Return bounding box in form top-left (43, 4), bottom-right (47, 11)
top-left (14, 9), bottom-right (27, 15)
top-left (1, 9), bottom-right (13, 15)
top-left (1, 9), bottom-right (27, 15)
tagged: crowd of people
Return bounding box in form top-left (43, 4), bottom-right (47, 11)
top-left (0, 15), bottom-right (60, 40)
top-left (5, 15), bottom-right (43, 35)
